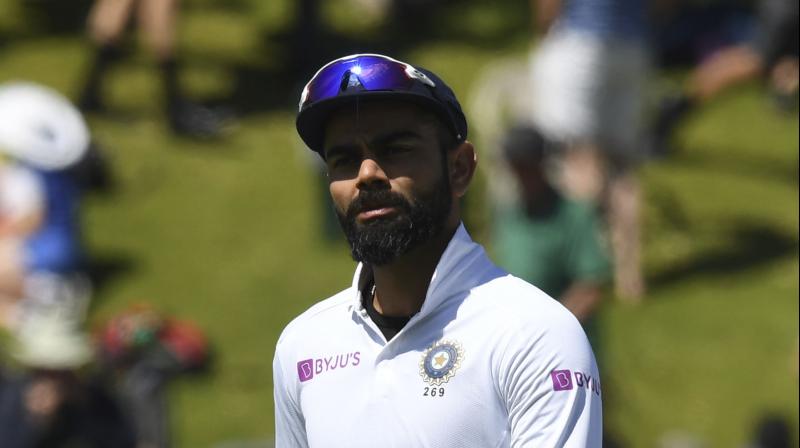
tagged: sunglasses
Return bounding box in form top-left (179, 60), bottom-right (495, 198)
top-left (299, 54), bottom-right (436, 111)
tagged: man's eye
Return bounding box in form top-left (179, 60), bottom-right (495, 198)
top-left (328, 155), bottom-right (358, 169)
top-left (384, 145), bottom-right (413, 156)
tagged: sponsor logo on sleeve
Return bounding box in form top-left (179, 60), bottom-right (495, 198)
top-left (550, 369), bottom-right (601, 396)
top-left (297, 359), bottom-right (314, 382)
top-left (575, 371), bottom-right (602, 397)
top-left (297, 352), bottom-right (361, 383)
top-left (551, 369), bottom-right (573, 391)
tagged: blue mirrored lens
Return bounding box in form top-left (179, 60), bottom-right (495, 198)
top-left (304, 55), bottom-right (414, 105)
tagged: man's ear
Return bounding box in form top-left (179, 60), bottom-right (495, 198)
top-left (449, 141), bottom-right (477, 198)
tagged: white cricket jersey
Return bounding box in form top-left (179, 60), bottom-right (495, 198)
top-left (273, 224), bottom-right (602, 447)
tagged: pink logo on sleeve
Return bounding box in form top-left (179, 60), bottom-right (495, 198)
top-left (297, 359), bottom-right (314, 382)
top-left (551, 369), bottom-right (573, 391)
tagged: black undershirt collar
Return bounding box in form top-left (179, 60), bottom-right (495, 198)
top-left (361, 279), bottom-right (412, 341)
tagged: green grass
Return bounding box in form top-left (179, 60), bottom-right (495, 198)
top-left (0, 1), bottom-right (797, 446)
top-left (601, 86), bottom-right (799, 447)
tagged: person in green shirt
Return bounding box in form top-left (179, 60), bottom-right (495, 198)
top-left (493, 125), bottom-right (611, 323)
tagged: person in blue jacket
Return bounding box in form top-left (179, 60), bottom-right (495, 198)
top-left (0, 82), bottom-right (90, 329)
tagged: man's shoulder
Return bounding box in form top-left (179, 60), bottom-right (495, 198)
top-left (276, 288), bottom-right (354, 347)
top-left (474, 273), bottom-right (556, 308)
top-left (472, 273), bottom-right (583, 331)
top-left (472, 274), bottom-right (595, 363)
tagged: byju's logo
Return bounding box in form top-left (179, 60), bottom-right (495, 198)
top-left (576, 371), bottom-right (602, 397)
top-left (550, 369), bottom-right (602, 396)
top-left (297, 352), bottom-right (361, 383)
top-left (297, 359), bottom-right (314, 382)
top-left (551, 369), bottom-right (574, 391)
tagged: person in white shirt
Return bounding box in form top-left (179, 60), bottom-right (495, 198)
top-left (274, 53), bottom-right (602, 447)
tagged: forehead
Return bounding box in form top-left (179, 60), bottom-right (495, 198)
top-left (322, 100), bottom-right (440, 147)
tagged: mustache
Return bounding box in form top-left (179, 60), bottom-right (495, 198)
top-left (345, 190), bottom-right (411, 220)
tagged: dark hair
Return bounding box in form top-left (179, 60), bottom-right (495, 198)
top-left (501, 125), bottom-right (549, 162)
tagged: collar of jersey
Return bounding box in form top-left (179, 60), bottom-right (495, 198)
top-left (348, 222), bottom-right (491, 323)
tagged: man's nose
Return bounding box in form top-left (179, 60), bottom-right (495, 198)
top-left (356, 157), bottom-right (390, 189)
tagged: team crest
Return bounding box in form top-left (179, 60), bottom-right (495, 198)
top-left (419, 340), bottom-right (463, 385)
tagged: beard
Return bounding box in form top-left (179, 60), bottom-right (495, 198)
top-left (335, 177), bottom-right (452, 266)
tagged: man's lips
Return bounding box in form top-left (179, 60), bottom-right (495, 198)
top-left (356, 206), bottom-right (398, 221)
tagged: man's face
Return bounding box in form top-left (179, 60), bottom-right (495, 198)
top-left (509, 156), bottom-right (548, 204)
top-left (322, 101), bottom-right (453, 266)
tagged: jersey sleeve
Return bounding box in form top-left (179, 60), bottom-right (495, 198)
top-left (273, 340), bottom-right (309, 448)
top-left (498, 309), bottom-right (603, 447)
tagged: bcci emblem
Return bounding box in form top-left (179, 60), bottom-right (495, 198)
top-left (419, 340), bottom-right (463, 385)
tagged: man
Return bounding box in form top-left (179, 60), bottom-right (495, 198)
top-left (273, 54), bottom-right (602, 447)
top-left (0, 307), bottom-right (137, 448)
top-left (529, 0), bottom-right (649, 302)
top-left (78, 0), bottom-right (226, 138)
top-left (493, 125), bottom-right (610, 324)
top-left (652, 0), bottom-right (799, 154)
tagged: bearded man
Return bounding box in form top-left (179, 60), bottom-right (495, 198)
top-left (273, 54), bottom-right (603, 447)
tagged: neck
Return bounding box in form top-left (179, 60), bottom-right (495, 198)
top-left (371, 222), bottom-right (458, 317)
top-left (525, 185), bottom-right (560, 217)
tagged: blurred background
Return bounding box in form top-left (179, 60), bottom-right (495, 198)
top-left (0, 0), bottom-right (796, 447)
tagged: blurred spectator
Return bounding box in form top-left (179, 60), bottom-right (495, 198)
top-left (0, 82), bottom-right (91, 330)
top-left (0, 161), bottom-right (42, 303)
top-left (650, 0), bottom-right (758, 68)
top-left (0, 307), bottom-right (137, 448)
top-left (529, 0), bottom-right (649, 302)
top-left (742, 413), bottom-right (793, 448)
top-left (492, 125), bottom-right (610, 323)
top-left (96, 304), bottom-right (212, 448)
top-left (78, 0), bottom-right (226, 139)
top-left (653, 0), bottom-right (799, 155)
top-left (468, 54), bottom-right (536, 217)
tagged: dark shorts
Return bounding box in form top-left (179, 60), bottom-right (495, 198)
top-left (755, 0), bottom-right (799, 70)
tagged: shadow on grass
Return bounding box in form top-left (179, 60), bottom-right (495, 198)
top-left (648, 221), bottom-right (799, 289)
top-left (673, 144), bottom-right (799, 185)
top-left (0, 30), bottom-right (12, 52)
top-left (14, 0), bottom-right (93, 34)
top-left (85, 254), bottom-right (139, 299)
top-left (3, 0), bottom-right (532, 118)
top-left (222, 0), bottom-right (531, 116)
